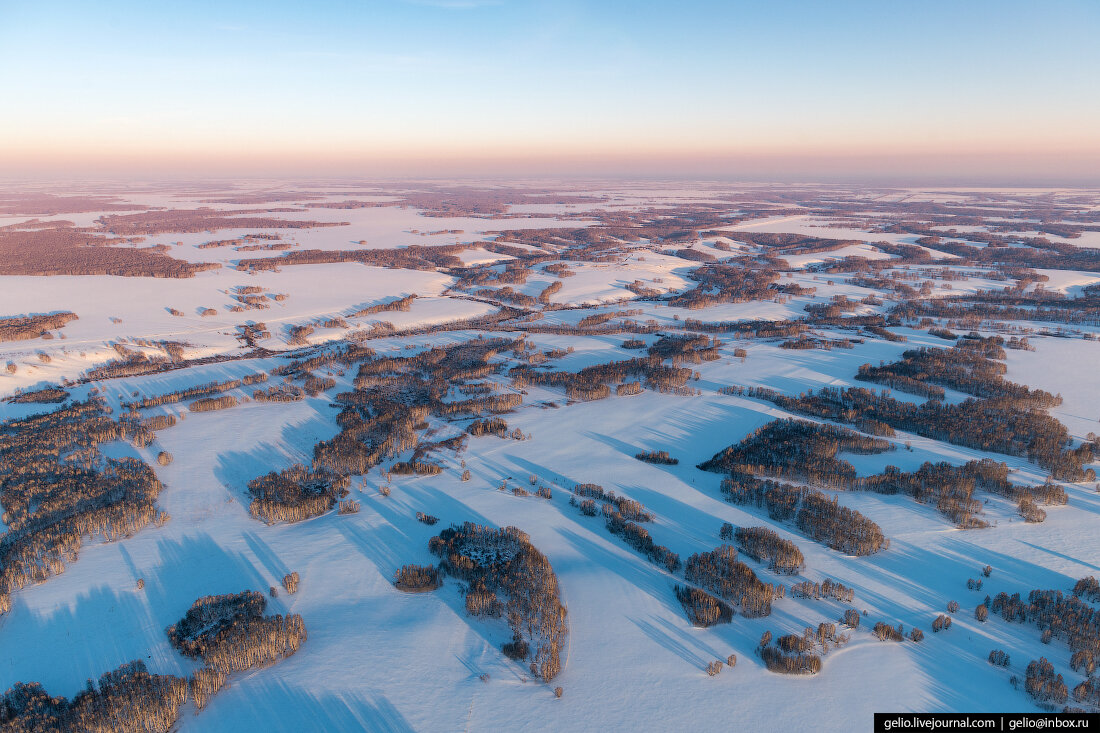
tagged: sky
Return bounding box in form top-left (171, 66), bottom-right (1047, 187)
top-left (0, 0), bottom-right (1098, 182)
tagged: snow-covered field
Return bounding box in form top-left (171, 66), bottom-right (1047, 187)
top-left (1, 182), bottom-right (1099, 732)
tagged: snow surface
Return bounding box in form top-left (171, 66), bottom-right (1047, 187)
top-left (1, 184), bottom-right (1099, 732)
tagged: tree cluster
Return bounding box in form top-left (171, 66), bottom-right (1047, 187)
top-left (990, 588), bottom-right (1100, 660)
top-left (856, 340), bottom-right (1060, 408)
top-left (394, 564), bottom-right (441, 592)
top-left (756, 630), bottom-right (827, 675)
top-left (429, 523), bottom-right (567, 682)
top-left (634, 449), bottom-right (678, 465)
top-left (572, 483), bottom-right (654, 522)
top-left (0, 661), bottom-right (188, 732)
top-left (700, 418), bottom-right (893, 489)
top-left (188, 395), bottom-right (239, 413)
top-left (666, 263), bottom-right (780, 310)
top-left (0, 400), bottom-right (164, 616)
top-left (684, 545), bottom-right (776, 617)
top-left (247, 464), bottom-right (350, 524)
top-left (467, 418), bottom-right (509, 438)
top-left (734, 526), bottom-right (805, 575)
top-left (166, 591), bottom-right (306, 675)
top-left (674, 584), bottom-right (733, 627)
top-left (747, 385), bottom-right (1093, 482)
top-left (1025, 657), bottom-right (1068, 705)
top-left (720, 472), bottom-right (888, 555)
top-left (646, 334), bottom-right (722, 364)
top-left (1, 581), bottom-right (313, 729)
top-left (1074, 577), bottom-right (1100, 603)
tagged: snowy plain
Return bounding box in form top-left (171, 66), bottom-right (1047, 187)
top-left (0, 183), bottom-right (1098, 732)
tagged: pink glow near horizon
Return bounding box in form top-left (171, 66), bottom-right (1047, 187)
top-left (2, 1), bottom-right (1098, 183)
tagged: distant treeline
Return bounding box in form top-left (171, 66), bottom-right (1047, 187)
top-left (0, 228), bottom-right (218, 278)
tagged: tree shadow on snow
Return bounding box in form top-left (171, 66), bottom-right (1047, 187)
top-left (206, 678), bottom-right (415, 733)
top-left (629, 614), bottom-right (726, 670)
top-left (556, 526), bottom-right (681, 618)
top-left (2, 584), bottom-right (168, 699)
top-left (147, 532), bottom-right (271, 621)
top-left (213, 441), bottom-right (302, 501)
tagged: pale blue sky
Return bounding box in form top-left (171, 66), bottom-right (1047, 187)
top-left (1, 0), bottom-right (1097, 179)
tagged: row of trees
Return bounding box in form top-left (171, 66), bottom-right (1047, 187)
top-left (538, 281), bottom-right (563, 303)
top-left (7, 386), bottom-right (70, 404)
top-left (98, 208), bottom-right (345, 235)
top-left (122, 373), bottom-right (268, 410)
top-left (569, 483), bottom-right (680, 572)
top-left (348, 294), bottom-right (417, 318)
top-left (721, 472), bottom-right (888, 556)
top-left (0, 311), bottom-right (78, 342)
top-left (604, 511), bottom-right (681, 573)
top-left (747, 385), bottom-right (1095, 482)
top-left (778, 336), bottom-right (857, 351)
top-left (238, 242), bottom-right (469, 273)
top-left (681, 317), bottom-right (806, 340)
top-left (572, 483), bottom-right (653, 522)
top-left (726, 231), bottom-right (861, 256)
top-left (791, 578), bottom-right (854, 603)
top-left (510, 355), bottom-right (692, 399)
